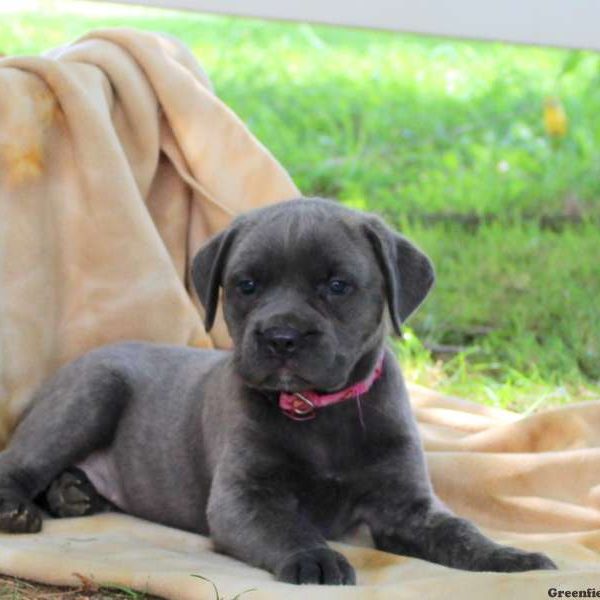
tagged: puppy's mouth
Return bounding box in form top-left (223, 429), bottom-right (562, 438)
top-left (236, 345), bottom-right (346, 392)
top-left (259, 369), bottom-right (313, 393)
top-left (254, 365), bottom-right (348, 394)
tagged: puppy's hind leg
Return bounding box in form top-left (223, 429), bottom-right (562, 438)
top-left (39, 467), bottom-right (118, 518)
top-left (0, 360), bottom-right (130, 533)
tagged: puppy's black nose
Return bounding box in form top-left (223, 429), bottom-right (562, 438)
top-left (262, 326), bottom-right (302, 356)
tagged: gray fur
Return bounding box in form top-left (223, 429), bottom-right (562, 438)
top-left (0, 198), bottom-right (556, 584)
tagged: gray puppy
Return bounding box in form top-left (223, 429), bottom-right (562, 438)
top-left (0, 198), bottom-right (555, 584)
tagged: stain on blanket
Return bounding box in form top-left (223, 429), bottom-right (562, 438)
top-left (0, 79), bottom-right (57, 186)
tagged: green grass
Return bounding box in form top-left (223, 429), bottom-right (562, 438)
top-left (0, 574), bottom-right (156, 598)
top-left (397, 221), bottom-right (599, 411)
top-left (0, 0), bottom-right (598, 410)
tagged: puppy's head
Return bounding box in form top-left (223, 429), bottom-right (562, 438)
top-left (191, 198), bottom-right (434, 393)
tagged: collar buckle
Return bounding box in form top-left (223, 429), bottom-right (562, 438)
top-left (290, 392), bottom-right (315, 418)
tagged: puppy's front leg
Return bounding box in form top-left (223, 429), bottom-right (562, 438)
top-left (366, 483), bottom-right (556, 572)
top-left (207, 462), bottom-right (355, 585)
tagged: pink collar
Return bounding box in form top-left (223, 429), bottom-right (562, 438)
top-left (279, 352), bottom-right (385, 421)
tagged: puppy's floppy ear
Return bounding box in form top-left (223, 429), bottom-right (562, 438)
top-left (363, 218), bottom-right (435, 336)
top-left (191, 226), bottom-right (238, 332)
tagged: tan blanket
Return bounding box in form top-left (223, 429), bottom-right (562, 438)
top-left (1, 29), bottom-right (599, 599)
top-left (0, 27), bottom-right (299, 443)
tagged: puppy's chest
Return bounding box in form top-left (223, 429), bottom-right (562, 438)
top-left (282, 423), bottom-right (373, 530)
top-left (294, 463), bottom-right (361, 537)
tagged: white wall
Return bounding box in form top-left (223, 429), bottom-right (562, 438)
top-left (97, 0), bottom-right (600, 51)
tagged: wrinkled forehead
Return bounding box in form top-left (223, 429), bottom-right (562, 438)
top-left (225, 210), bottom-right (373, 280)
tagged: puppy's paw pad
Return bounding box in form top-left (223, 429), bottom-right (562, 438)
top-left (276, 548), bottom-right (356, 585)
top-left (0, 495), bottom-right (42, 533)
top-left (484, 547), bottom-right (557, 572)
top-left (45, 469), bottom-right (98, 517)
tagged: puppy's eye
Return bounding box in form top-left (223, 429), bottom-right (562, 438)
top-left (237, 279), bottom-right (257, 295)
top-left (328, 279), bottom-right (350, 295)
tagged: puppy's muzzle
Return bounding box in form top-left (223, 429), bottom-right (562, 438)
top-left (256, 326), bottom-right (319, 358)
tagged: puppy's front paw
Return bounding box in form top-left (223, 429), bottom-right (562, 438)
top-left (276, 548), bottom-right (356, 585)
top-left (0, 493), bottom-right (42, 533)
top-left (481, 546), bottom-right (557, 572)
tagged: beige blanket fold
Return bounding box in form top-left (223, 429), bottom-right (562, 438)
top-left (0, 28), bottom-right (300, 443)
top-left (0, 28), bottom-right (599, 600)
